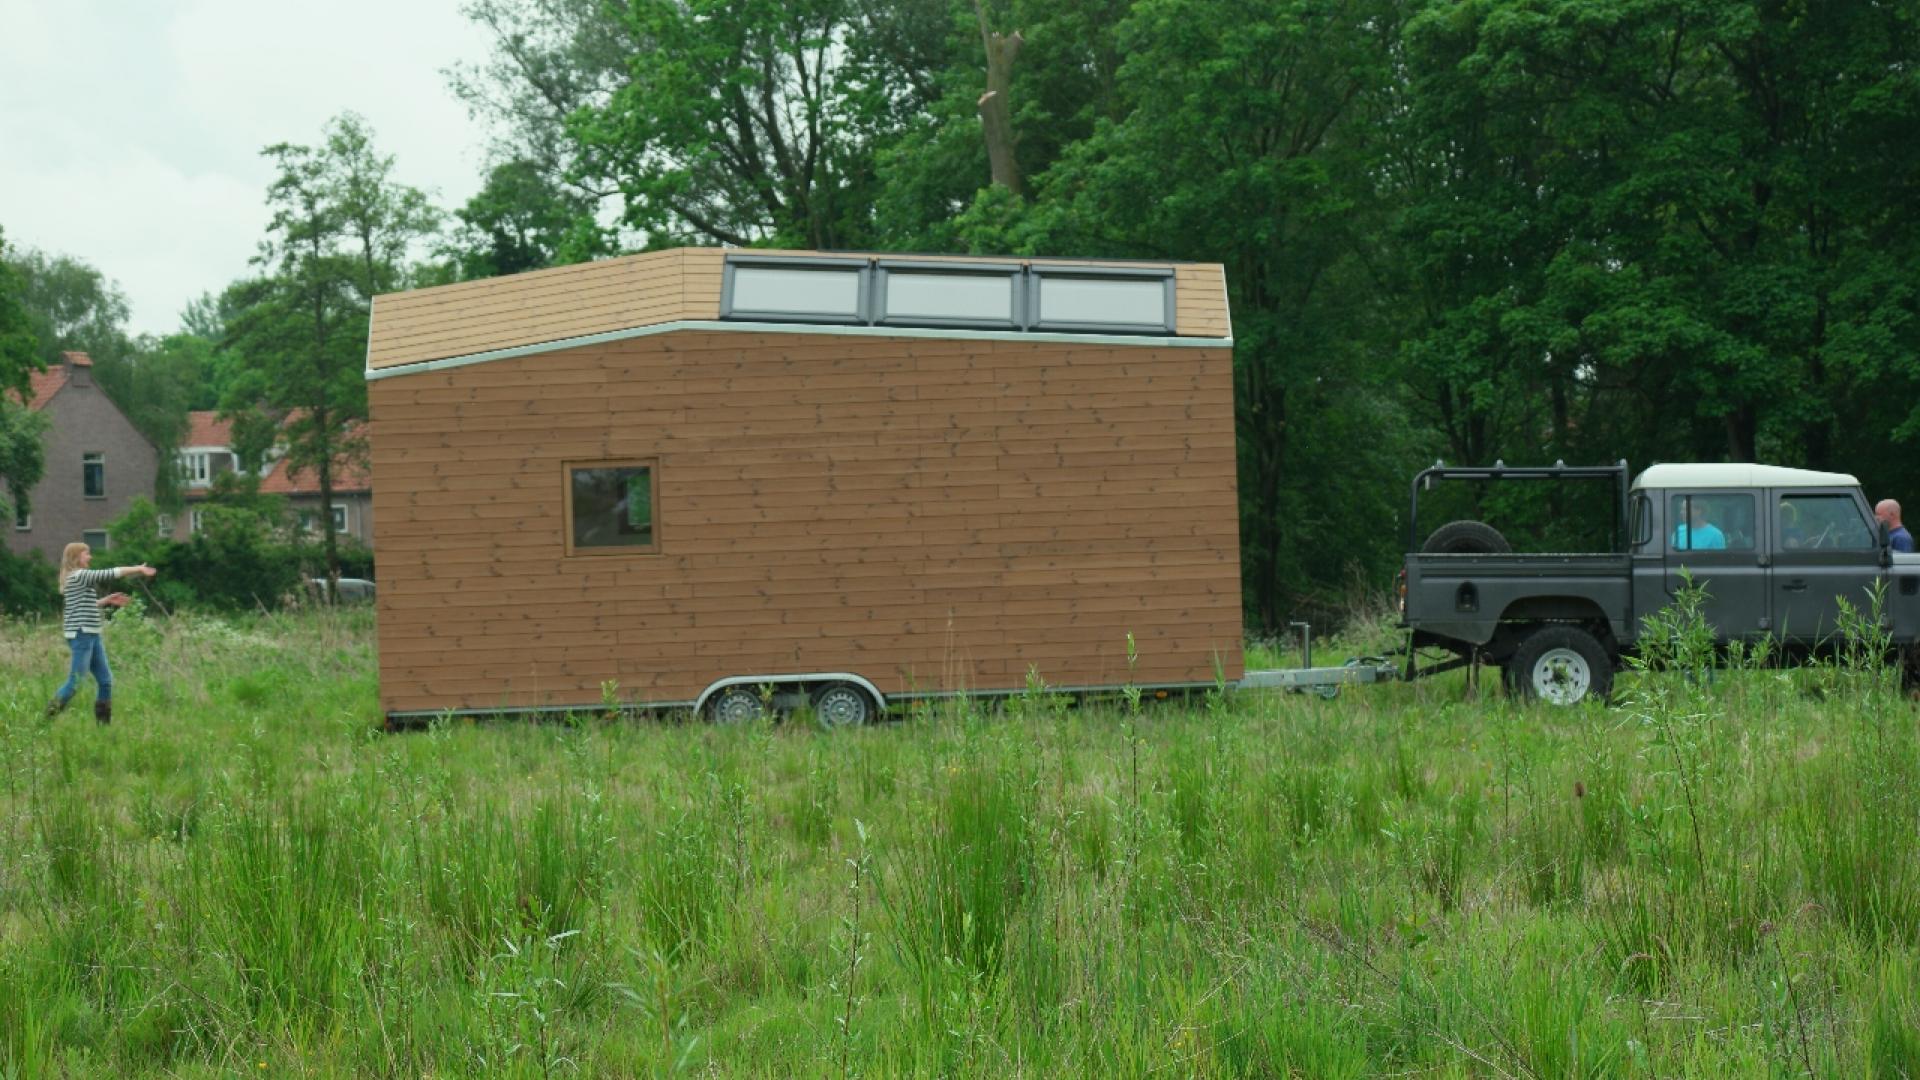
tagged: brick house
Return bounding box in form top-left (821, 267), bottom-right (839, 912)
top-left (173, 411), bottom-right (374, 546)
top-left (6, 352), bottom-right (158, 561)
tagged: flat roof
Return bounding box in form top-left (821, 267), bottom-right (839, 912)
top-left (366, 247), bottom-right (1231, 376)
top-left (1632, 463), bottom-right (1860, 489)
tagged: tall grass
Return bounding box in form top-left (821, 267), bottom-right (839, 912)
top-left (2, 603), bottom-right (1920, 1074)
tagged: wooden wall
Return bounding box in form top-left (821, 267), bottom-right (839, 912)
top-left (366, 249), bottom-right (1228, 374)
top-left (369, 330), bottom-right (1242, 715)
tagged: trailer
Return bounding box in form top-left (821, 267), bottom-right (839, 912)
top-left (366, 248), bottom-right (1257, 724)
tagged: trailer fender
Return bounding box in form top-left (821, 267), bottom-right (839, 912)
top-left (694, 673), bottom-right (889, 719)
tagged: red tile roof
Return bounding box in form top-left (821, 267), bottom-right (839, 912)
top-left (258, 421), bottom-right (372, 496)
top-left (21, 365), bottom-right (68, 411)
top-left (60, 350), bottom-right (91, 367)
top-left (184, 410), bottom-right (233, 448)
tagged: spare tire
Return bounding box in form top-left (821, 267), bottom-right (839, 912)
top-left (1421, 520), bottom-right (1512, 554)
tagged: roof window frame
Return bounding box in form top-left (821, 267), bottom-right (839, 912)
top-left (872, 259), bottom-right (1026, 331)
top-left (1025, 264), bottom-right (1176, 336)
top-left (720, 255), bottom-right (871, 325)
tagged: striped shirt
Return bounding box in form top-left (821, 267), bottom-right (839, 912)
top-left (61, 568), bottom-right (120, 638)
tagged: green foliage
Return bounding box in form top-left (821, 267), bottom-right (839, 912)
top-left (0, 545), bottom-right (57, 616)
top-left (445, 159), bottom-right (603, 279)
top-left (0, 224), bottom-right (41, 399)
top-left (1, 616), bottom-right (1918, 1073)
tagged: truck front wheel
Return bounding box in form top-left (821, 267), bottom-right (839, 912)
top-left (1508, 626), bottom-right (1612, 706)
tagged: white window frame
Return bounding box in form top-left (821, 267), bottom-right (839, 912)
top-left (190, 509), bottom-right (205, 535)
top-left (185, 451), bottom-right (211, 486)
top-left (331, 503), bottom-right (349, 533)
top-left (12, 505), bottom-right (28, 531)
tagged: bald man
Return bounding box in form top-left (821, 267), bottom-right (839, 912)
top-left (1876, 499), bottom-right (1914, 552)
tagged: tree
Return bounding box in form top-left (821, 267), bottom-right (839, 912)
top-left (446, 158), bottom-right (602, 279)
top-left (0, 226), bottom-right (40, 397)
top-left (224, 114), bottom-right (437, 593)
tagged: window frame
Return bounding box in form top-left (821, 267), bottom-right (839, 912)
top-left (189, 509), bottom-right (204, 535)
top-left (12, 504), bottom-right (28, 531)
top-left (331, 503), bottom-right (349, 534)
top-left (563, 458), bottom-right (662, 558)
top-left (185, 451), bottom-right (211, 486)
top-left (82, 452), bottom-right (105, 499)
top-left (873, 260), bottom-right (1025, 330)
top-left (82, 529), bottom-right (109, 550)
top-left (1025, 265), bottom-right (1177, 335)
top-left (720, 256), bottom-right (871, 325)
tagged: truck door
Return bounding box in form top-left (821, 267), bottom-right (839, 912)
top-left (1663, 490), bottom-right (1768, 640)
top-left (1769, 489), bottom-right (1884, 643)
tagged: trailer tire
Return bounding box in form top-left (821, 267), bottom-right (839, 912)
top-left (1421, 520), bottom-right (1512, 555)
top-left (707, 685), bottom-right (766, 725)
top-left (1508, 626), bottom-right (1611, 706)
top-left (811, 682), bottom-right (876, 728)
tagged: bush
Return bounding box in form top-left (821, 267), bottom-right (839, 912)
top-left (0, 546), bottom-right (56, 616)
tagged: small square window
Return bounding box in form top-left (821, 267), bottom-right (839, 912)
top-left (567, 462), bottom-right (657, 554)
top-left (82, 529), bottom-right (109, 550)
top-left (331, 504), bottom-right (348, 533)
top-left (12, 504), bottom-right (28, 531)
top-left (83, 453), bottom-right (105, 498)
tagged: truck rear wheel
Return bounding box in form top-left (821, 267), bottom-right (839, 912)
top-left (1508, 626), bottom-right (1611, 706)
top-left (1421, 520), bottom-right (1512, 554)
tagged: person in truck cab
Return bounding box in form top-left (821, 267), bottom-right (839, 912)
top-left (1671, 499), bottom-right (1727, 550)
top-left (1875, 499), bottom-right (1914, 552)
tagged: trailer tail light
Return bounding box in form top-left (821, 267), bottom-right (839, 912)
top-left (1396, 568), bottom-right (1408, 618)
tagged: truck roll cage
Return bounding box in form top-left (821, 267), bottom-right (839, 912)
top-left (1408, 459), bottom-right (1631, 553)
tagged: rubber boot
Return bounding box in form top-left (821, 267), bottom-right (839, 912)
top-left (45, 697), bottom-right (68, 718)
top-left (94, 700), bottom-right (111, 726)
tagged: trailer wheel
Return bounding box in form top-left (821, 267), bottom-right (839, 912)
top-left (707, 685), bottom-right (766, 725)
top-left (1421, 520), bottom-right (1512, 554)
top-left (1508, 626), bottom-right (1611, 706)
top-left (811, 682), bottom-right (876, 728)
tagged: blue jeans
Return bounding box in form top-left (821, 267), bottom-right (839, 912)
top-left (56, 633), bottom-right (112, 705)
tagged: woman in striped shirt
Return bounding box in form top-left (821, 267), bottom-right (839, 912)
top-left (46, 541), bottom-right (156, 725)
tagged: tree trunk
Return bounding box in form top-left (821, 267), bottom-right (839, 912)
top-left (975, 2), bottom-right (1023, 195)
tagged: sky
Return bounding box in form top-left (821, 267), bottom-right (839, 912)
top-left (0, 0), bottom-right (497, 337)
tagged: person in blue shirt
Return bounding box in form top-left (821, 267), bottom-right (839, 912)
top-left (1672, 500), bottom-right (1727, 550)
top-left (1876, 499), bottom-right (1915, 552)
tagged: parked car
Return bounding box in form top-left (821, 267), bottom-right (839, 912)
top-left (308, 577), bottom-right (376, 603)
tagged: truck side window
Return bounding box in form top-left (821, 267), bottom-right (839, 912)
top-left (1778, 493), bottom-right (1874, 550)
top-left (1669, 493), bottom-right (1755, 551)
top-left (1631, 494), bottom-right (1652, 547)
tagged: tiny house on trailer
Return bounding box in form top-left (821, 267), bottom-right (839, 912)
top-left (365, 249), bottom-right (1238, 723)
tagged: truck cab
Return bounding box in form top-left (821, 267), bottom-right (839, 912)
top-left (1401, 461), bottom-right (1917, 704)
top-left (1628, 463), bottom-right (1897, 646)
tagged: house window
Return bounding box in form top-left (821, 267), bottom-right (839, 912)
top-left (331, 504), bottom-right (348, 533)
top-left (185, 452), bottom-right (211, 486)
top-left (12, 504), bottom-right (27, 531)
top-left (83, 453), bottom-right (105, 498)
top-left (721, 257), bottom-right (869, 324)
top-left (1027, 268), bottom-right (1175, 334)
top-left (190, 510), bottom-right (204, 535)
top-left (874, 262), bottom-right (1022, 329)
top-left (566, 461), bottom-right (657, 554)
top-left (82, 529), bottom-right (108, 550)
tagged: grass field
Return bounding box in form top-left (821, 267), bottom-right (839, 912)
top-left (3, 604), bottom-right (1919, 1077)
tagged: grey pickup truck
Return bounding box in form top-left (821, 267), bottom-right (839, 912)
top-left (1399, 461), bottom-right (1916, 705)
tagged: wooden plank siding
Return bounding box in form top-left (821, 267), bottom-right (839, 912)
top-left (366, 248), bottom-right (1229, 373)
top-left (369, 329), bottom-right (1241, 715)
